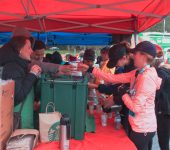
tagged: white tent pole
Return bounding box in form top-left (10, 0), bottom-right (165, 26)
top-left (106, 7), bottom-right (162, 18)
top-left (134, 34), bottom-right (137, 46)
top-left (93, 18), bottom-right (134, 26)
top-left (92, 25), bottom-right (133, 33)
top-left (163, 18), bottom-right (166, 33)
top-left (0, 12), bottom-right (23, 18)
top-left (138, 1), bottom-right (163, 31)
top-left (46, 25), bottom-right (88, 32)
top-left (20, 0), bottom-right (29, 17)
top-left (134, 17), bottom-right (138, 46)
top-left (0, 22), bottom-right (40, 32)
top-left (46, 18), bottom-right (88, 26)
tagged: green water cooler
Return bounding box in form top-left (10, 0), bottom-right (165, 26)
top-left (40, 75), bottom-right (88, 140)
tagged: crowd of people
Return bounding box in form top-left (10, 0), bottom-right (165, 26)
top-left (78, 41), bottom-right (170, 150)
top-left (0, 26), bottom-right (170, 150)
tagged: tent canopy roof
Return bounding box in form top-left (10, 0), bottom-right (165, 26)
top-left (0, 0), bottom-right (169, 33)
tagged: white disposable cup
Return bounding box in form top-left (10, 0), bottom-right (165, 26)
top-left (70, 62), bottom-right (78, 70)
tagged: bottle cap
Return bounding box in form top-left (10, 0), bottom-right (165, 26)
top-left (60, 114), bottom-right (71, 125)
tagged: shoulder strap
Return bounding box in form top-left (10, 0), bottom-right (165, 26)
top-left (0, 66), bottom-right (3, 78)
top-left (19, 100), bottom-right (26, 113)
top-left (131, 70), bottom-right (140, 89)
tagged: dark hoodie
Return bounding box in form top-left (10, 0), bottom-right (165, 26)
top-left (0, 42), bottom-right (37, 106)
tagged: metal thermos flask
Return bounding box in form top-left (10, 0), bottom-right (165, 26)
top-left (60, 114), bottom-right (71, 150)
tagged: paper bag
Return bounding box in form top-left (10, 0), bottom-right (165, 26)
top-left (0, 80), bottom-right (14, 150)
top-left (39, 102), bottom-right (61, 142)
top-left (6, 129), bottom-right (39, 150)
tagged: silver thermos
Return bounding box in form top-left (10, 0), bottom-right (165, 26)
top-left (60, 114), bottom-right (71, 150)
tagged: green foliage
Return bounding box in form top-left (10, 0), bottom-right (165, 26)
top-left (147, 16), bottom-right (170, 32)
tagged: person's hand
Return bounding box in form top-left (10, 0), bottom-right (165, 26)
top-left (103, 96), bottom-right (114, 108)
top-left (88, 82), bottom-right (98, 89)
top-left (77, 63), bottom-right (89, 73)
top-left (58, 65), bottom-right (76, 75)
top-left (30, 65), bottom-right (42, 77)
top-left (118, 84), bottom-right (129, 97)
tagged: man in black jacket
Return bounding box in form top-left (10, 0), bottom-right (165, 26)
top-left (152, 47), bottom-right (170, 150)
top-left (155, 64), bottom-right (170, 150)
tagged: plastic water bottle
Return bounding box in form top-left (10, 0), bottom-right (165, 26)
top-left (60, 114), bottom-right (71, 150)
top-left (96, 104), bottom-right (102, 113)
top-left (88, 101), bottom-right (94, 115)
top-left (114, 113), bottom-right (121, 130)
top-left (101, 112), bottom-right (108, 127)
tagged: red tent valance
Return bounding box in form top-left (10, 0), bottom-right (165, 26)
top-left (0, 0), bottom-right (169, 33)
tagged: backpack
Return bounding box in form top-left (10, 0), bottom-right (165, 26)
top-left (156, 67), bottom-right (170, 115)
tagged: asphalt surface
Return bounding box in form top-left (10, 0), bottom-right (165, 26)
top-left (152, 132), bottom-right (170, 150)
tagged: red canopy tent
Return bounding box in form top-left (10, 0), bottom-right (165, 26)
top-left (0, 0), bottom-right (169, 34)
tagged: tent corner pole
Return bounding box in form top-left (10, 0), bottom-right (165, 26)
top-left (134, 31), bottom-right (138, 46)
top-left (134, 16), bottom-right (138, 46)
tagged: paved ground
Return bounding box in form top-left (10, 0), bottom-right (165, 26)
top-left (152, 132), bottom-right (170, 150)
top-left (152, 133), bottom-right (160, 150)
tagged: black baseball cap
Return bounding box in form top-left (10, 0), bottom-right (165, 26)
top-left (107, 44), bottom-right (127, 68)
top-left (131, 41), bottom-right (156, 58)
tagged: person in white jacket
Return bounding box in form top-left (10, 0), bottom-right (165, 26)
top-left (79, 41), bottom-right (162, 150)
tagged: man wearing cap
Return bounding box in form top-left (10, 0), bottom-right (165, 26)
top-left (79, 41), bottom-right (162, 150)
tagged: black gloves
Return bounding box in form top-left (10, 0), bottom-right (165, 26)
top-left (102, 105), bottom-right (112, 113)
top-left (87, 66), bottom-right (94, 73)
top-left (117, 84), bottom-right (130, 97)
top-left (98, 84), bottom-right (121, 95)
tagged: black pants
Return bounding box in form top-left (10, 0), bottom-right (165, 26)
top-left (130, 130), bottom-right (155, 150)
top-left (157, 114), bottom-right (170, 150)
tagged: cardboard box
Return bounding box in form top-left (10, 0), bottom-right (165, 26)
top-left (0, 80), bottom-right (14, 150)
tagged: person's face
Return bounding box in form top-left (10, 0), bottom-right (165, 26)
top-left (116, 56), bottom-right (128, 67)
top-left (101, 52), bottom-right (109, 61)
top-left (83, 59), bottom-right (94, 67)
top-left (19, 40), bottom-right (33, 61)
top-left (32, 49), bottom-right (45, 61)
top-left (133, 51), bottom-right (147, 68)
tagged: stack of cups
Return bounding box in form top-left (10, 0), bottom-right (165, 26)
top-left (70, 62), bottom-right (82, 76)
